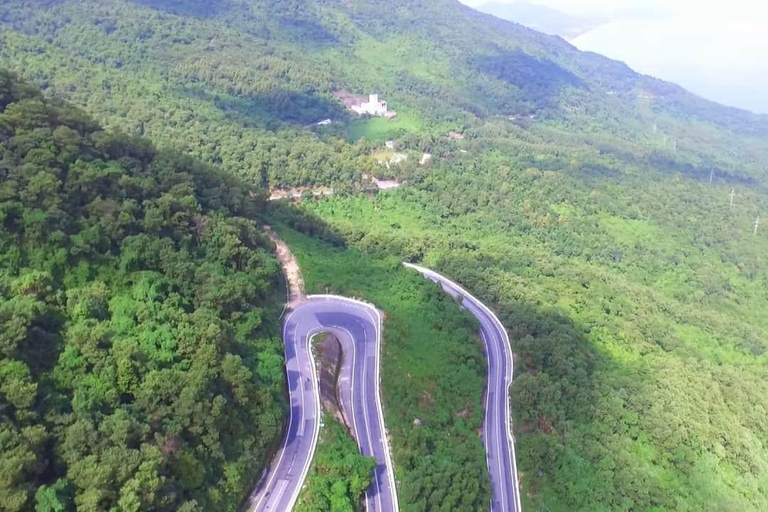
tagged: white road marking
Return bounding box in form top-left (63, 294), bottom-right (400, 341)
top-left (252, 298), bottom-right (398, 512)
top-left (403, 263), bottom-right (521, 512)
top-left (307, 295), bottom-right (399, 512)
top-left (264, 479), bottom-right (289, 511)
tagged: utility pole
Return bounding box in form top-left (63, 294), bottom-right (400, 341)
top-left (754, 215), bottom-right (760, 235)
top-left (653, 123), bottom-right (657, 134)
top-left (709, 169), bottom-right (714, 184)
top-left (729, 189), bottom-right (735, 208)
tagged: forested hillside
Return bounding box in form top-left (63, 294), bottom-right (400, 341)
top-left (3, 0), bottom-right (768, 190)
top-left (3, 1), bottom-right (768, 511)
top-left (0, 71), bottom-right (285, 512)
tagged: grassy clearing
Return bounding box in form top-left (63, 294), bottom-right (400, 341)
top-left (346, 112), bottom-right (424, 141)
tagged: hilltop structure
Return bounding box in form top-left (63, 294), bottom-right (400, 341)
top-left (351, 94), bottom-right (387, 116)
top-left (335, 91), bottom-right (397, 118)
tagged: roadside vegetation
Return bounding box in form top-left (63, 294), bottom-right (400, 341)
top-left (288, 145), bottom-right (768, 511)
top-left (272, 220), bottom-right (492, 511)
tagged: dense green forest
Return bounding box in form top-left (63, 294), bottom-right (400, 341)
top-left (3, 0), bottom-right (768, 510)
top-left (289, 144), bottom-right (768, 510)
top-left (0, 70), bottom-right (286, 512)
top-left (3, 0), bottom-right (768, 190)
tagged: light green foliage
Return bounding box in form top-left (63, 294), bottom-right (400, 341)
top-left (34, 479), bottom-right (70, 511)
top-left (288, 134), bottom-right (768, 510)
top-left (346, 112), bottom-right (425, 142)
top-left (0, 71), bottom-right (285, 512)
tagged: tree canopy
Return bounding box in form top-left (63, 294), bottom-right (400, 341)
top-left (0, 70), bottom-right (285, 512)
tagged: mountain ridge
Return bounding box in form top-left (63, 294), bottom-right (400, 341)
top-left (472, 1), bottom-right (608, 39)
top-left (3, 0), bottom-right (768, 191)
top-left (3, 0), bottom-right (768, 135)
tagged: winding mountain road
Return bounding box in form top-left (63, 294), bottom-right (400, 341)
top-left (247, 295), bottom-right (398, 512)
top-left (404, 263), bottom-right (522, 512)
top-left (248, 244), bottom-right (520, 512)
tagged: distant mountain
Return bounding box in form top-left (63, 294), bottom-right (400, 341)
top-left (573, 16), bottom-right (768, 114)
top-left (473, 1), bottom-right (607, 39)
top-left (474, 2), bottom-right (768, 114)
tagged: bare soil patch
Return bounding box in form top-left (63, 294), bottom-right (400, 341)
top-left (314, 333), bottom-right (348, 427)
top-left (263, 225), bottom-right (304, 307)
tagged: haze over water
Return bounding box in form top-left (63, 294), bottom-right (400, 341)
top-left (464, 0), bottom-right (768, 114)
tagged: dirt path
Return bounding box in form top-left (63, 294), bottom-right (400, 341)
top-left (263, 225), bottom-right (305, 307)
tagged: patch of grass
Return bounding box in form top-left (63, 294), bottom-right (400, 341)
top-left (600, 214), bottom-right (669, 250)
top-left (346, 112), bottom-right (423, 141)
top-left (371, 149), bottom-right (397, 163)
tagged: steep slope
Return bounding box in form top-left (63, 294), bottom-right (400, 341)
top-left (291, 131), bottom-right (768, 511)
top-left (2, 0), bottom-right (768, 188)
top-left (0, 70), bottom-right (285, 512)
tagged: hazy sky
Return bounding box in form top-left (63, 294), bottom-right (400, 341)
top-left (461, 0), bottom-right (768, 18)
top-left (460, 0), bottom-right (768, 113)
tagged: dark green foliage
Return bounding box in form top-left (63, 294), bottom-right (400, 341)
top-left (473, 51), bottom-right (583, 111)
top-left (0, 71), bottom-right (285, 512)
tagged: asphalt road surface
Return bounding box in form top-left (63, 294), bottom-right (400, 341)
top-left (247, 295), bottom-right (398, 512)
top-left (404, 263), bottom-right (522, 512)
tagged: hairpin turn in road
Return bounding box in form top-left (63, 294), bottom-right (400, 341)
top-left (247, 295), bottom-right (398, 512)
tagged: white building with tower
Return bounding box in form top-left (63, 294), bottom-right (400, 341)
top-left (351, 94), bottom-right (396, 118)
